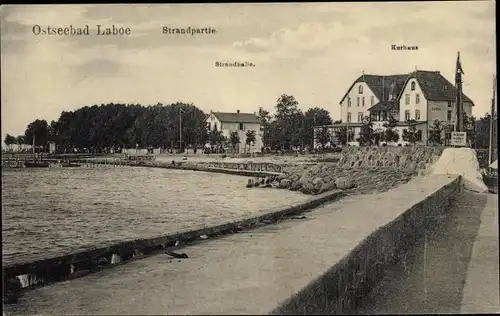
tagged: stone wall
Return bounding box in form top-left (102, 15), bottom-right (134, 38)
top-left (272, 175), bottom-right (461, 315)
top-left (338, 146), bottom-right (443, 169)
top-left (73, 159), bottom-right (282, 178)
top-left (199, 162), bottom-right (285, 173)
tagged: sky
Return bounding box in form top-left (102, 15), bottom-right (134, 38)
top-left (1, 1), bottom-right (496, 142)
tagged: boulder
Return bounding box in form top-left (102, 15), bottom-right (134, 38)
top-left (246, 179), bottom-right (254, 188)
top-left (301, 181), bottom-right (315, 194)
top-left (319, 180), bottom-right (337, 193)
top-left (312, 177), bottom-right (324, 194)
top-left (335, 176), bottom-right (355, 190)
top-left (271, 181), bottom-right (280, 188)
top-left (279, 179), bottom-right (292, 189)
top-left (312, 177), bottom-right (323, 186)
top-left (290, 182), bottom-right (302, 191)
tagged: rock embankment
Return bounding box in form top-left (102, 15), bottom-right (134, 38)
top-left (338, 146), bottom-right (443, 169)
top-left (246, 164), bottom-right (416, 196)
top-left (245, 146), bottom-right (444, 196)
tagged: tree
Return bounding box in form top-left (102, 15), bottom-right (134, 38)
top-left (257, 107), bottom-right (272, 147)
top-left (359, 117), bottom-right (375, 146)
top-left (315, 126), bottom-right (331, 149)
top-left (245, 130), bottom-right (256, 153)
top-left (4, 134), bottom-right (16, 151)
top-left (274, 94), bottom-right (302, 150)
top-left (16, 135), bottom-right (25, 152)
top-left (229, 131), bottom-right (240, 153)
top-left (472, 115), bottom-right (492, 148)
top-left (302, 107), bottom-right (333, 148)
top-left (334, 126), bottom-right (353, 146)
top-left (208, 124), bottom-right (225, 150)
top-left (24, 119), bottom-right (49, 150)
top-left (402, 119), bottom-right (419, 144)
top-left (428, 120), bottom-right (444, 145)
top-left (383, 115), bottom-right (400, 143)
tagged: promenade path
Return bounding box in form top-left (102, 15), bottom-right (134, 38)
top-left (460, 193), bottom-right (499, 313)
top-left (4, 178), bottom-right (498, 315)
top-left (354, 191), bottom-right (499, 314)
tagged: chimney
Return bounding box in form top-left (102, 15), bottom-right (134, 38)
top-left (237, 110), bottom-right (240, 113)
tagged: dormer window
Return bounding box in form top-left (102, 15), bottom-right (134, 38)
top-left (359, 85), bottom-right (363, 94)
top-left (411, 81), bottom-right (416, 91)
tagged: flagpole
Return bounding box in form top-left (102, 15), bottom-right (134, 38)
top-left (489, 75), bottom-right (496, 165)
top-left (179, 108), bottom-right (183, 153)
top-left (455, 51), bottom-right (464, 132)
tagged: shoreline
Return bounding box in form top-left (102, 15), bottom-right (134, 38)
top-left (3, 190), bottom-right (345, 291)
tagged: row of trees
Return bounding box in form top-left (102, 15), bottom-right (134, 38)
top-left (4, 94), bottom-right (495, 152)
top-left (4, 103), bottom-right (207, 153)
top-left (3, 95), bottom-right (334, 153)
top-left (313, 112), bottom-right (495, 148)
top-left (428, 114), bottom-right (497, 147)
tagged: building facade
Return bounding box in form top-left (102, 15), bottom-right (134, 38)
top-left (206, 110), bottom-right (263, 153)
top-left (321, 70), bottom-right (474, 145)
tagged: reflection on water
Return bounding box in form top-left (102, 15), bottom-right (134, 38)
top-left (2, 167), bottom-right (309, 262)
top-left (354, 191), bottom-right (487, 314)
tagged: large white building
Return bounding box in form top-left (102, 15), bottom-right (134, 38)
top-left (206, 110), bottom-right (263, 153)
top-left (319, 70), bottom-right (474, 145)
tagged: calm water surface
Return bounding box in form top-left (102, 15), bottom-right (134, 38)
top-left (2, 167), bottom-right (308, 262)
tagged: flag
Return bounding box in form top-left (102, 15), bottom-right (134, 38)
top-left (456, 52), bottom-right (464, 80)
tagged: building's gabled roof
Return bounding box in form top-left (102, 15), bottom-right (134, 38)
top-left (397, 70), bottom-right (474, 105)
top-left (211, 111), bottom-right (260, 124)
top-left (340, 70), bottom-right (475, 107)
top-left (339, 74), bottom-right (409, 105)
top-left (363, 74), bottom-right (409, 102)
top-left (367, 101), bottom-right (399, 112)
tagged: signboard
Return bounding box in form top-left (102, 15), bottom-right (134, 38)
top-left (450, 132), bottom-right (467, 146)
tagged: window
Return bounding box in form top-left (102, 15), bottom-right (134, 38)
top-left (411, 81), bottom-right (416, 91)
top-left (405, 94), bottom-right (410, 105)
top-left (348, 98), bottom-right (352, 107)
top-left (362, 97), bottom-right (365, 106)
top-left (415, 109), bottom-right (420, 120)
top-left (359, 85), bottom-right (363, 94)
top-left (448, 101), bottom-right (452, 108)
top-left (347, 112), bottom-right (352, 122)
top-left (371, 96), bottom-right (375, 106)
top-left (239, 123), bottom-right (244, 130)
top-left (358, 112), bottom-right (364, 122)
top-left (447, 110), bottom-right (452, 121)
top-left (416, 94), bottom-right (420, 104)
top-left (405, 110), bottom-right (410, 121)
top-left (357, 97), bottom-right (360, 106)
